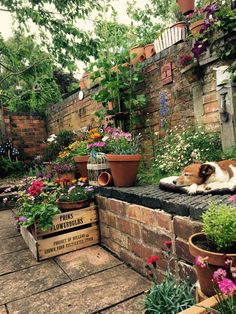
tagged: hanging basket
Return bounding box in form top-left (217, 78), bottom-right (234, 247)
top-left (87, 153), bottom-right (110, 186)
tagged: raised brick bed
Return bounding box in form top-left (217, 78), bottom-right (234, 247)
top-left (96, 186), bottom-right (230, 284)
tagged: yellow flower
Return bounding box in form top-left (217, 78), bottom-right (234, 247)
top-left (89, 128), bottom-right (98, 134)
top-left (68, 141), bottom-right (78, 150)
top-left (79, 177), bottom-right (88, 183)
top-left (71, 179), bottom-right (77, 184)
top-left (58, 151), bottom-right (70, 159)
top-left (91, 132), bottom-right (101, 140)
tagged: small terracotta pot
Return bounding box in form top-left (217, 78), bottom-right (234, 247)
top-left (177, 0), bottom-right (195, 15)
top-left (98, 172), bottom-right (113, 187)
top-left (106, 154), bottom-right (141, 187)
top-left (130, 46), bottom-right (146, 65)
top-left (170, 21), bottom-right (187, 29)
top-left (57, 199), bottom-right (90, 211)
top-left (144, 43), bottom-right (156, 59)
top-left (189, 20), bottom-right (205, 36)
top-left (189, 233), bottom-right (236, 297)
top-left (73, 155), bottom-right (89, 178)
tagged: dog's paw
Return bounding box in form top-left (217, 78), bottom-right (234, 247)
top-left (186, 184), bottom-right (198, 195)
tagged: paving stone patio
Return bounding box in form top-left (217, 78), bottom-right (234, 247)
top-left (0, 209), bottom-right (150, 313)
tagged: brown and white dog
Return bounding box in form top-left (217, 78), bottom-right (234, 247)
top-left (173, 160), bottom-right (236, 194)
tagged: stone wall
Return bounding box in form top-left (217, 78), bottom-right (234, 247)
top-left (96, 194), bottom-right (202, 284)
top-left (0, 107), bottom-right (47, 159)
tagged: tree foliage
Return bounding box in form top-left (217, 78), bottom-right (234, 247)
top-left (0, 0), bottom-right (104, 68)
top-left (0, 31), bottom-right (77, 113)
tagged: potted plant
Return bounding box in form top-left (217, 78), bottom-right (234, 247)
top-left (53, 158), bottom-right (76, 182)
top-left (189, 198), bottom-right (236, 297)
top-left (56, 178), bottom-right (95, 211)
top-left (144, 241), bottom-right (195, 313)
top-left (71, 141), bottom-right (89, 178)
top-left (16, 178), bottom-right (61, 232)
top-left (187, 7), bottom-right (206, 36)
top-left (177, 0), bottom-right (195, 15)
top-left (104, 127), bottom-right (142, 187)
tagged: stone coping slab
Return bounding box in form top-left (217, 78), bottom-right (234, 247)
top-left (7, 264), bottom-right (150, 314)
top-left (97, 186), bottom-right (231, 220)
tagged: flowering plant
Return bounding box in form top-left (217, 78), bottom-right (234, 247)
top-left (179, 55), bottom-right (194, 67)
top-left (144, 240), bottom-right (194, 313)
top-left (53, 160), bottom-right (76, 173)
top-left (16, 178), bottom-right (61, 231)
top-left (195, 255), bottom-right (236, 313)
top-left (57, 178), bottom-right (95, 202)
top-left (187, 7), bottom-right (206, 23)
top-left (104, 127), bottom-right (141, 155)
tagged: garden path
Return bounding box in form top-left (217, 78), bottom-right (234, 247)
top-left (0, 209), bottom-right (150, 314)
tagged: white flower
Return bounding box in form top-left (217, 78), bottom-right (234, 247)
top-left (102, 136), bottom-right (109, 142)
top-left (3, 197), bottom-right (8, 204)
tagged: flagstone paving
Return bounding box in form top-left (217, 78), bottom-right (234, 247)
top-left (0, 209), bottom-right (150, 313)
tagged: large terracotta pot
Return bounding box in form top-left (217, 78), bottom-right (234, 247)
top-left (177, 0), bottom-right (195, 15)
top-left (189, 20), bottom-right (205, 36)
top-left (73, 155), bottom-right (89, 178)
top-left (106, 154), bottom-right (141, 187)
top-left (56, 199), bottom-right (90, 212)
top-left (189, 233), bottom-right (236, 297)
top-left (130, 46), bottom-right (146, 65)
top-left (144, 44), bottom-right (156, 59)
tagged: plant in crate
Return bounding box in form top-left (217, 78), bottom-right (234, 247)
top-left (189, 197), bottom-right (236, 297)
top-left (144, 241), bottom-right (195, 313)
top-left (56, 177), bottom-right (95, 211)
top-left (16, 178), bottom-right (61, 232)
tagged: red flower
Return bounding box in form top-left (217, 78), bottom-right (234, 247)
top-left (164, 240), bottom-right (172, 249)
top-left (147, 255), bottom-right (159, 265)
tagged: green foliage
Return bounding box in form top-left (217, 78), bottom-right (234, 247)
top-left (0, 32), bottom-right (62, 113)
top-left (144, 273), bottom-right (194, 314)
top-left (105, 133), bottom-right (141, 155)
top-left (202, 201), bottom-right (236, 251)
top-left (153, 127), bottom-right (222, 176)
top-left (70, 141), bottom-right (88, 157)
top-left (222, 143), bottom-right (236, 159)
top-left (0, 0), bottom-right (104, 67)
top-left (0, 158), bottom-right (24, 178)
top-left (56, 130), bottom-right (75, 148)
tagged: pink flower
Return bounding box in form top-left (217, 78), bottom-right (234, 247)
top-left (218, 278), bottom-right (236, 295)
top-left (195, 255), bottom-right (208, 269)
top-left (163, 240), bottom-right (172, 249)
top-left (213, 268), bottom-right (227, 283)
top-left (228, 195), bottom-right (236, 202)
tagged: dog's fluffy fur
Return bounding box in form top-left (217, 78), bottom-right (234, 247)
top-left (174, 160), bottom-right (236, 194)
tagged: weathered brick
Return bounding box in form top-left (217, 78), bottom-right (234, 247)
top-left (116, 217), bottom-right (141, 238)
top-left (203, 92), bottom-right (217, 104)
top-left (96, 196), bottom-right (107, 210)
top-left (156, 210), bottom-right (172, 231)
top-left (204, 101), bottom-right (219, 114)
top-left (173, 216), bottom-right (202, 240)
top-left (99, 222), bottom-right (110, 238)
top-left (178, 261), bottom-right (197, 285)
top-left (107, 198), bottom-right (128, 216)
top-left (141, 227), bottom-right (172, 249)
top-left (175, 238), bottom-right (194, 264)
top-left (106, 211), bottom-right (117, 228)
top-left (109, 227), bottom-right (129, 248)
top-left (128, 238), bottom-right (154, 260)
top-left (120, 248), bottom-right (146, 276)
top-left (101, 238), bottom-right (121, 256)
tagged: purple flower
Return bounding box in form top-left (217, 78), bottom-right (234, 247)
top-left (68, 186), bottom-right (76, 194)
top-left (213, 268), bottom-right (227, 284)
top-left (37, 172), bottom-right (43, 178)
top-left (204, 3), bottom-right (219, 18)
top-left (85, 185), bottom-right (94, 192)
top-left (218, 278), bottom-right (236, 295)
top-left (192, 40), bottom-right (208, 58)
top-left (19, 216), bottom-right (27, 222)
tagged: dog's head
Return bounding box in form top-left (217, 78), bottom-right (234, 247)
top-left (173, 162), bottom-right (215, 186)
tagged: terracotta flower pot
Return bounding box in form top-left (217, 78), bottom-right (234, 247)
top-left (98, 172), bottom-right (113, 187)
top-left (73, 155), bottom-right (89, 178)
top-left (189, 233), bottom-right (236, 297)
top-left (57, 199), bottom-right (90, 212)
top-left (130, 46), bottom-right (146, 65)
top-left (170, 21), bottom-right (187, 30)
top-left (177, 0), bottom-right (195, 15)
top-left (106, 154), bottom-right (141, 187)
top-left (79, 79), bottom-right (86, 90)
top-left (144, 43), bottom-right (156, 59)
top-left (189, 20), bottom-right (205, 36)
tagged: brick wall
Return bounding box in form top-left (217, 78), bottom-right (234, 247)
top-left (1, 108), bottom-right (47, 159)
top-left (96, 195), bottom-right (203, 284)
top-left (46, 40), bottom-right (225, 160)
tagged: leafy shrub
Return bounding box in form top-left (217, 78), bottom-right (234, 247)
top-left (202, 200), bottom-right (236, 251)
top-left (222, 143), bottom-right (236, 160)
top-left (0, 158), bottom-right (24, 178)
top-left (153, 127), bottom-right (222, 176)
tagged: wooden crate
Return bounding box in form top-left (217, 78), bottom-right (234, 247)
top-left (20, 205), bottom-right (100, 261)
